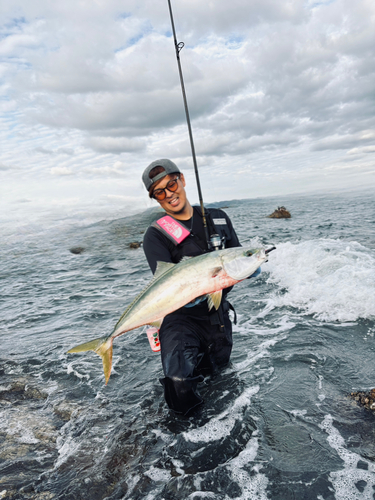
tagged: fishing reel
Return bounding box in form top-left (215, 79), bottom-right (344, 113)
top-left (209, 234), bottom-right (225, 251)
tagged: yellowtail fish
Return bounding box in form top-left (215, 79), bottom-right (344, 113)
top-left (67, 246), bottom-right (267, 384)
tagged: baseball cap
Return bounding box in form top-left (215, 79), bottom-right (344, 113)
top-left (142, 159), bottom-right (180, 192)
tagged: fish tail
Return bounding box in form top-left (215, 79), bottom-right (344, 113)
top-left (67, 336), bottom-right (114, 385)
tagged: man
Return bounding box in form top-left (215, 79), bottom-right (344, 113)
top-left (142, 159), bottom-right (251, 415)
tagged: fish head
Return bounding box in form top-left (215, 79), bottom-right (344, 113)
top-left (220, 246), bottom-right (266, 281)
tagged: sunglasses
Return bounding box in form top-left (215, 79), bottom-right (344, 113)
top-left (152, 175), bottom-right (180, 201)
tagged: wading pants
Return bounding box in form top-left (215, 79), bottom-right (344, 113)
top-left (159, 307), bottom-right (233, 415)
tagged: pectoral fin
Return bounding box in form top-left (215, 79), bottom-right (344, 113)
top-left (207, 290), bottom-right (223, 311)
top-left (149, 318), bottom-right (163, 329)
top-left (211, 266), bottom-right (223, 278)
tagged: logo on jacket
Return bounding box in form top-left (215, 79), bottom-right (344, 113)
top-left (154, 215), bottom-right (191, 245)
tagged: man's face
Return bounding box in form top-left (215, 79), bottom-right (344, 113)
top-left (151, 173), bottom-right (188, 217)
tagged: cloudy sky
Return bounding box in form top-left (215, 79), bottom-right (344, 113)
top-left (1, 0), bottom-right (374, 219)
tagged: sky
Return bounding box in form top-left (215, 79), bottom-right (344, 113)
top-left (1, 0), bottom-right (374, 221)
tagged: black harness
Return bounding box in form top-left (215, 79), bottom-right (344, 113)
top-left (152, 207), bottom-right (237, 327)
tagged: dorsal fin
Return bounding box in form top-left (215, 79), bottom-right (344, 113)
top-left (154, 261), bottom-right (175, 279)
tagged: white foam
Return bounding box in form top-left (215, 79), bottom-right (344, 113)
top-left (65, 361), bottom-right (90, 381)
top-left (183, 386), bottom-right (259, 443)
top-left (144, 465), bottom-right (171, 482)
top-left (265, 239), bottom-right (375, 322)
top-left (237, 314), bottom-right (296, 336)
top-left (171, 458), bottom-right (185, 476)
top-left (0, 410), bottom-right (40, 445)
top-left (234, 337), bottom-right (286, 375)
top-left (320, 414), bottom-right (375, 499)
top-left (188, 492), bottom-right (216, 498)
top-left (54, 435), bottom-right (81, 469)
top-left (227, 436), bottom-right (269, 500)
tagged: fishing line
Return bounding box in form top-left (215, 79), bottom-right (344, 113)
top-left (166, 0), bottom-right (211, 249)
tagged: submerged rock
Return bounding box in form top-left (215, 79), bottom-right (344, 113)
top-left (350, 389), bottom-right (375, 410)
top-left (0, 370), bottom-right (83, 496)
top-left (267, 206), bottom-right (291, 218)
top-left (129, 241), bottom-right (142, 249)
top-left (53, 401), bottom-right (81, 421)
top-left (0, 378), bottom-right (48, 402)
top-left (69, 246), bottom-right (85, 254)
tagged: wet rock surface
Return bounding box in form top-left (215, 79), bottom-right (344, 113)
top-left (0, 369), bottom-right (80, 499)
top-left (53, 401), bottom-right (81, 421)
top-left (268, 206), bottom-right (291, 218)
top-left (0, 378), bottom-right (48, 403)
top-left (350, 389), bottom-right (375, 411)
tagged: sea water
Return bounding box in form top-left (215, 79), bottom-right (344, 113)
top-left (1, 189), bottom-right (375, 499)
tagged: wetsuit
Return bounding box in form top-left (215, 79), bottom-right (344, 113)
top-left (143, 206), bottom-right (241, 415)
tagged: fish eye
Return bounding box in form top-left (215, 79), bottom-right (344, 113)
top-left (245, 250), bottom-right (253, 256)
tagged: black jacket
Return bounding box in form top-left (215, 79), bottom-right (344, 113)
top-left (143, 206), bottom-right (240, 274)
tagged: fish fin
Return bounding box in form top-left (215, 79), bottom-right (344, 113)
top-left (67, 336), bottom-right (114, 385)
top-left (96, 339), bottom-right (113, 385)
top-left (149, 318), bottom-right (163, 329)
top-left (154, 261), bottom-right (175, 279)
top-left (207, 290), bottom-right (223, 311)
top-left (211, 266), bottom-right (223, 278)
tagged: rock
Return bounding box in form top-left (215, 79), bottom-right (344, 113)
top-left (0, 378), bottom-right (48, 402)
top-left (53, 401), bottom-right (80, 421)
top-left (350, 389), bottom-right (375, 411)
top-left (267, 206), bottom-right (291, 218)
top-left (69, 247), bottom-right (85, 254)
top-left (129, 241), bottom-right (142, 249)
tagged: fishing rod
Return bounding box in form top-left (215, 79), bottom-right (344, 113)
top-left (166, 0), bottom-right (212, 249)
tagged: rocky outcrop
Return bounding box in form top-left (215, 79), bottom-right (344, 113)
top-left (351, 389), bottom-right (375, 410)
top-left (129, 241), bottom-right (142, 249)
top-left (0, 370), bottom-right (83, 498)
top-left (69, 247), bottom-right (85, 254)
top-left (267, 206), bottom-right (291, 218)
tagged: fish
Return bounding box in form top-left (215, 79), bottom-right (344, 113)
top-left (67, 246), bottom-right (267, 384)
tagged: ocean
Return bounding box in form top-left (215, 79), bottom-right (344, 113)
top-left (1, 189), bottom-right (375, 499)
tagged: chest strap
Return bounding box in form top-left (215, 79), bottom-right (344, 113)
top-left (152, 215), bottom-right (191, 246)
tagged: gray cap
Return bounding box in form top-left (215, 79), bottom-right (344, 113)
top-left (142, 159), bottom-right (180, 192)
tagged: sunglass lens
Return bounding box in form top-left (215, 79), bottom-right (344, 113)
top-left (152, 177), bottom-right (179, 200)
top-left (167, 179), bottom-right (178, 191)
top-left (153, 190), bottom-right (165, 200)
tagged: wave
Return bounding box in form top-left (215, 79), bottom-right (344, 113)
top-left (263, 239), bottom-right (375, 322)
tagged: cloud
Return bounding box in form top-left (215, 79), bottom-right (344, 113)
top-left (0, 162), bottom-right (13, 171)
top-left (84, 136), bottom-right (147, 154)
top-left (312, 130), bottom-right (375, 151)
top-left (35, 146), bottom-right (54, 155)
top-left (56, 147), bottom-right (74, 155)
top-left (50, 166), bottom-right (73, 176)
top-left (0, 0), bottom-right (374, 212)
